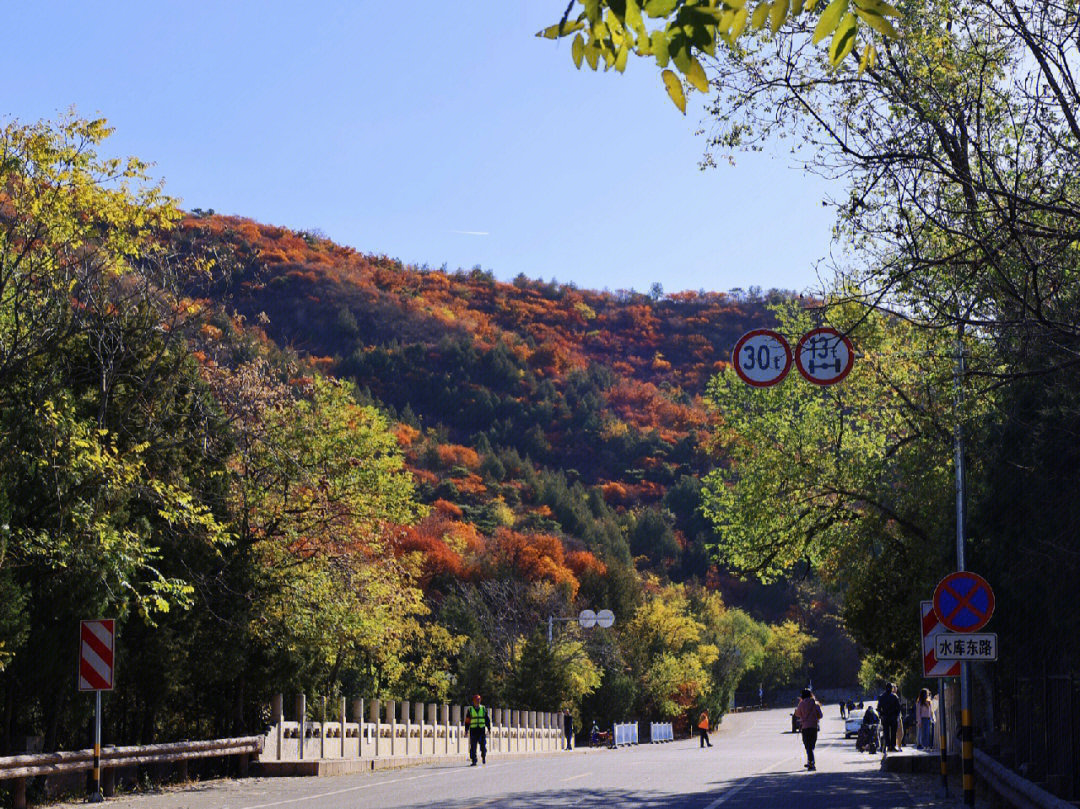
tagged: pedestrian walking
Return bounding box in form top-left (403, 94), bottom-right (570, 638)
top-left (697, 709), bottom-right (713, 748)
top-left (916, 689), bottom-right (934, 749)
top-left (794, 688), bottom-right (823, 770)
top-left (562, 708), bottom-right (574, 750)
top-left (465, 694), bottom-right (489, 766)
top-left (840, 700), bottom-right (847, 719)
top-left (877, 683), bottom-right (902, 753)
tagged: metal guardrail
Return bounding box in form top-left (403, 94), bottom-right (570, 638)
top-left (974, 749), bottom-right (1077, 809)
top-left (613, 723), bottom-right (639, 746)
top-left (649, 722), bottom-right (674, 742)
top-left (0, 736), bottom-right (262, 809)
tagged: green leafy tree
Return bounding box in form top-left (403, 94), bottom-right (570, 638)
top-left (701, 301), bottom-right (979, 675)
top-left (542, 0), bottom-right (903, 111)
top-left (209, 362), bottom-right (426, 695)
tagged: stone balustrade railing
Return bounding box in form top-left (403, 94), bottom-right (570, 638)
top-left (261, 694), bottom-right (565, 763)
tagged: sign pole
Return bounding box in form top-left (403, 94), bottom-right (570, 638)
top-left (953, 333), bottom-right (975, 807)
top-left (938, 675), bottom-right (948, 794)
top-left (90, 690), bottom-right (103, 803)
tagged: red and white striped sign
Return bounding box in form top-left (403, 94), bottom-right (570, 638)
top-left (78, 619), bottom-right (115, 691)
top-left (921, 601), bottom-right (960, 678)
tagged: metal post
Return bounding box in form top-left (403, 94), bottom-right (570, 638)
top-left (939, 676), bottom-right (949, 795)
top-left (954, 334), bottom-right (975, 808)
top-left (89, 690), bottom-right (103, 802)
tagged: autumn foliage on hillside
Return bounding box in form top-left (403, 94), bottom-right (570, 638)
top-left (174, 212), bottom-right (785, 587)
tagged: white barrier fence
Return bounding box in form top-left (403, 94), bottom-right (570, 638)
top-left (649, 722), bottom-right (674, 742)
top-left (612, 722), bottom-right (639, 746)
top-left (261, 695), bottom-right (564, 763)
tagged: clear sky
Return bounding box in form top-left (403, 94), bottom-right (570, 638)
top-left (2, 2), bottom-right (839, 296)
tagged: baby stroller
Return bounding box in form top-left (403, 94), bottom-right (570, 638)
top-left (856, 711), bottom-right (880, 753)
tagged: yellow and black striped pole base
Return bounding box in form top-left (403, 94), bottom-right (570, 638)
top-left (961, 708), bottom-right (974, 806)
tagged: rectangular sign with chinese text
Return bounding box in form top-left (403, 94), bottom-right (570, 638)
top-left (934, 632), bottom-right (997, 661)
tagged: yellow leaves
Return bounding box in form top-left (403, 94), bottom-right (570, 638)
top-left (751, 1), bottom-right (771, 29)
top-left (812, 0), bottom-right (848, 44)
top-left (770, 0), bottom-right (790, 33)
top-left (572, 32), bottom-right (586, 68)
top-left (685, 57), bottom-right (709, 92)
top-left (858, 42), bottom-right (877, 72)
top-left (538, 19), bottom-right (585, 39)
top-left (854, 0), bottom-right (899, 38)
top-left (829, 12), bottom-right (858, 63)
top-left (662, 69), bottom-right (687, 113)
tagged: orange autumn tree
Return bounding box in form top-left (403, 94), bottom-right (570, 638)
top-left (483, 528), bottom-right (582, 599)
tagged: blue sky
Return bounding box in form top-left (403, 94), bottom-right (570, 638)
top-left (2, 2), bottom-right (839, 296)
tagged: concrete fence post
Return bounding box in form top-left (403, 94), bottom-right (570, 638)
top-left (413, 702), bottom-right (424, 756)
top-left (427, 703), bottom-right (437, 757)
top-left (452, 704), bottom-right (462, 756)
top-left (352, 699), bottom-right (363, 758)
top-left (320, 696), bottom-right (327, 760)
top-left (385, 700), bottom-right (396, 757)
top-left (340, 697), bottom-right (347, 758)
top-left (492, 708), bottom-right (501, 752)
top-left (296, 694), bottom-right (307, 760)
top-left (402, 700), bottom-right (411, 756)
top-left (370, 698), bottom-right (381, 758)
top-left (441, 703), bottom-right (450, 756)
top-left (272, 694), bottom-right (284, 761)
top-left (511, 710), bottom-right (518, 753)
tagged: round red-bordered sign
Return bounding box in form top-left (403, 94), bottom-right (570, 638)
top-left (933, 571), bottom-right (995, 633)
top-left (795, 327), bottom-right (854, 385)
top-left (732, 329), bottom-right (792, 387)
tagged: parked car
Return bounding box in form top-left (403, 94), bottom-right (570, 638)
top-left (845, 713), bottom-right (863, 738)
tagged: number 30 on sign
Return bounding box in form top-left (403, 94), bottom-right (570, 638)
top-left (732, 330), bottom-right (793, 387)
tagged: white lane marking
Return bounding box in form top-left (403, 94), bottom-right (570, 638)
top-left (234, 762), bottom-right (513, 809)
top-left (559, 772), bottom-right (591, 782)
top-left (700, 755), bottom-right (800, 809)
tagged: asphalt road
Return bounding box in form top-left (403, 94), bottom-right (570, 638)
top-left (44, 708), bottom-right (963, 809)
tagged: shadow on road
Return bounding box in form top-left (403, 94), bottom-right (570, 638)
top-left (386, 768), bottom-right (909, 808)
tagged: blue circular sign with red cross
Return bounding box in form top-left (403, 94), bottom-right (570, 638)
top-left (933, 571), bottom-right (995, 633)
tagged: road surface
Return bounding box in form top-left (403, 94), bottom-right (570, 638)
top-left (46, 708), bottom-right (963, 809)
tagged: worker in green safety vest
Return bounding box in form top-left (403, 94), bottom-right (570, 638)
top-left (465, 694), bottom-right (489, 766)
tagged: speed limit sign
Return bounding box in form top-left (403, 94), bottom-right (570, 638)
top-left (732, 330), bottom-right (792, 387)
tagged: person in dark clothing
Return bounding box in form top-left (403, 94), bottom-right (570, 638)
top-left (877, 683), bottom-right (902, 752)
top-left (562, 708), bottom-right (574, 750)
top-left (465, 694), bottom-right (489, 765)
